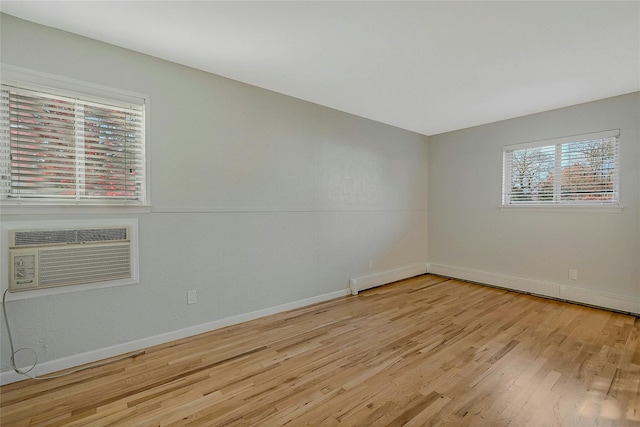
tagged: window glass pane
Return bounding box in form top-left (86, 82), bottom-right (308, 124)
top-left (9, 90), bottom-right (77, 197)
top-left (560, 138), bottom-right (616, 202)
top-left (509, 145), bottom-right (555, 203)
top-left (84, 104), bottom-right (141, 199)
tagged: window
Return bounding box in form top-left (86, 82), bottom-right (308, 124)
top-left (502, 130), bottom-right (620, 206)
top-left (1, 79), bottom-right (146, 205)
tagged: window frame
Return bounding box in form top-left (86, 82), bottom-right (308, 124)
top-left (0, 65), bottom-right (150, 214)
top-left (501, 129), bottom-right (621, 210)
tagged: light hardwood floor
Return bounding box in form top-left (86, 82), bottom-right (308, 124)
top-left (1, 275), bottom-right (639, 426)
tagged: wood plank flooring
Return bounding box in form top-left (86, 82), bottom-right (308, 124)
top-left (1, 275), bottom-right (639, 426)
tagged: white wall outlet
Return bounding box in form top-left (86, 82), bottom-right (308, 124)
top-left (568, 269), bottom-right (578, 280)
top-left (368, 260), bottom-right (373, 269)
top-left (187, 290), bottom-right (197, 304)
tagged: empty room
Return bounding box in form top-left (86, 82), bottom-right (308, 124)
top-left (0, 1), bottom-right (638, 426)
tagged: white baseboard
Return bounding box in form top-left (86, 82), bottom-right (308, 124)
top-left (427, 263), bottom-right (640, 315)
top-left (1, 288), bottom-right (349, 385)
top-left (559, 285), bottom-right (640, 315)
top-left (350, 263), bottom-right (428, 295)
top-left (4, 264), bottom-right (634, 385)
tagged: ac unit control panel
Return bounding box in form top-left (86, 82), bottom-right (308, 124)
top-left (9, 249), bottom-right (39, 291)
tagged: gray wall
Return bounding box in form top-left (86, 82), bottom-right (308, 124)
top-left (0, 14), bottom-right (429, 374)
top-left (428, 93), bottom-right (639, 299)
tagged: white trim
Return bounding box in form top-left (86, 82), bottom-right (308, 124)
top-left (559, 285), bottom-right (640, 314)
top-left (349, 263), bottom-right (427, 295)
top-left (150, 206), bottom-right (429, 214)
top-left (427, 263), bottom-right (640, 315)
top-left (499, 205), bottom-right (624, 214)
top-left (2, 278), bottom-right (137, 302)
top-left (0, 288), bottom-right (349, 385)
top-left (503, 129), bottom-right (620, 151)
top-left (0, 64), bottom-right (152, 209)
top-left (0, 205), bottom-right (152, 215)
top-left (1, 64), bottom-right (147, 106)
top-left (501, 129), bottom-right (620, 208)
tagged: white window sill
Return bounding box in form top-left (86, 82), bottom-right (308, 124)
top-left (500, 205), bottom-right (624, 213)
top-left (0, 204), bottom-right (152, 216)
top-left (3, 278), bottom-right (138, 301)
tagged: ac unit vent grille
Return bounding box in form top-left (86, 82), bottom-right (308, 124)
top-left (39, 244), bottom-right (131, 288)
top-left (13, 227), bottom-right (128, 247)
top-left (76, 228), bottom-right (127, 243)
top-left (15, 230), bottom-right (77, 246)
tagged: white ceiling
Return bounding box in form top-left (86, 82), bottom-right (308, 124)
top-left (1, 1), bottom-right (639, 136)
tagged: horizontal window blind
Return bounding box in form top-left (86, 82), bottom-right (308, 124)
top-left (0, 83), bottom-right (145, 204)
top-left (503, 130), bottom-right (620, 206)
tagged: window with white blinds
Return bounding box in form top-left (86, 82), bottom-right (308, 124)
top-left (502, 130), bottom-right (620, 206)
top-left (0, 82), bottom-right (146, 205)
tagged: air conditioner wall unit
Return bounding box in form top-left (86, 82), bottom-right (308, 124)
top-left (8, 226), bottom-right (133, 292)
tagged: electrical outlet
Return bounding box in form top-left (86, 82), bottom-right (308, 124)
top-left (568, 269), bottom-right (578, 280)
top-left (187, 290), bottom-right (197, 304)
